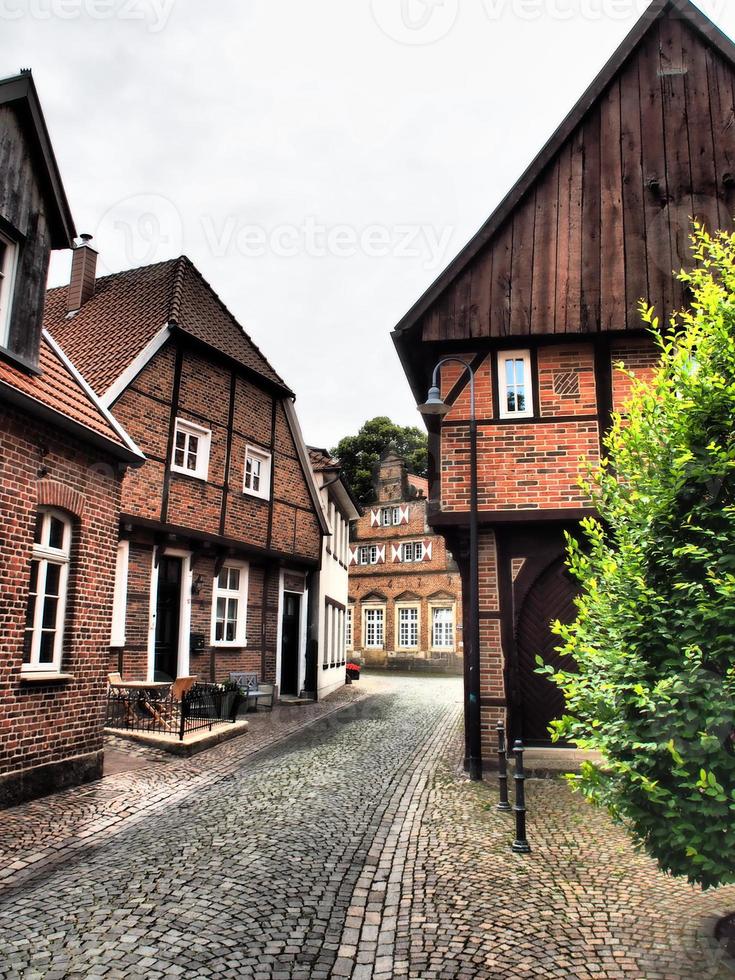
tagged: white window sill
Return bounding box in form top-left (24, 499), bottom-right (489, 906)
top-left (211, 641), bottom-right (248, 649)
top-left (171, 465), bottom-right (208, 482)
top-left (243, 490), bottom-right (270, 502)
top-left (20, 672), bottom-right (75, 683)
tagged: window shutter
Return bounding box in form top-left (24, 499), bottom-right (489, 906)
top-left (377, 545), bottom-right (386, 564)
top-left (422, 540), bottom-right (433, 562)
top-left (370, 510), bottom-right (380, 527)
top-left (400, 506), bottom-right (410, 525)
top-left (391, 545), bottom-right (401, 563)
top-left (348, 548), bottom-right (358, 566)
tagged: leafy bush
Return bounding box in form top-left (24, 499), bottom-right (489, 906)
top-left (544, 226), bottom-right (735, 888)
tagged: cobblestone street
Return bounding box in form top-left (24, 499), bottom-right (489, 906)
top-left (1, 674), bottom-right (734, 979)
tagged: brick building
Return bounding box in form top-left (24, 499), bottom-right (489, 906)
top-left (393, 0), bottom-right (735, 754)
top-left (348, 453), bottom-right (463, 671)
top-left (45, 251), bottom-right (328, 697)
top-left (0, 72), bottom-right (144, 805)
top-left (308, 449), bottom-right (361, 698)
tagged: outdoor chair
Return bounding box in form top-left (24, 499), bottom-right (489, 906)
top-left (108, 671), bottom-right (123, 687)
top-left (229, 672), bottom-right (275, 712)
top-left (145, 675), bottom-right (197, 732)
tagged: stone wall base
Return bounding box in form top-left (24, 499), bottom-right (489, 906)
top-left (0, 750), bottom-right (103, 809)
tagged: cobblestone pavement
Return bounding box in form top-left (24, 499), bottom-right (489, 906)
top-left (1, 674), bottom-right (735, 978)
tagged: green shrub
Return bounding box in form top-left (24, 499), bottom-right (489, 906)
top-left (544, 226), bottom-right (735, 888)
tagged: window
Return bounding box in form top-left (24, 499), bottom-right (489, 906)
top-left (398, 606), bottom-right (419, 649)
top-left (244, 446), bottom-right (271, 500)
top-left (359, 545), bottom-right (379, 566)
top-left (110, 540), bottom-right (129, 647)
top-left (380, 506), bottom-right (403, 527)
top-left (172, 418), bottom-right (211, 481)
top-left (346, 606), bottom-right (353, 650)
top-left (0, 231), bottom-right (18, 349)
top-left (364, 607), bottom-right (384, 648)
top-left (498, 350), bottom-right (533, 419)
top-left (432, 607), bottom-right (454, 648)
top-left (23, 509), bottom-right (72, 673)
top-left (211, 563), bottom-right (249, 646)
top-left (401, 541), bottom-right (423, 563)
top-left (324, 604), bottom-right (332, 667)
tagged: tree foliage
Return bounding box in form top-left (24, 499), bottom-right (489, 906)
top-left (544, 227), bottom-right (735, 888)
top-left (331, 417), bottom-right (428, 505)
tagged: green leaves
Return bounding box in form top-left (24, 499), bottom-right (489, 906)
top-left (544, 225), bottom-right (735, 889)
top-left (331, 417), bottom-right (428, 505)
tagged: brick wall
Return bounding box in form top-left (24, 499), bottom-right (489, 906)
top-left (112, 341), bottom-right (321, 563)
top-left (0, 406), bottom-right (123, 803)
top-left (349, 495), bottom-right (463, 669)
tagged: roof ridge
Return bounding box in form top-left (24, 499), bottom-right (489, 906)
top-left (178, 258), bottom-right (289, 390)
top-left (168, 254), bottom-right (188, 325)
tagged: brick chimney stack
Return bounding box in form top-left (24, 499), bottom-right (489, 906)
top-left (67, 234), bottom-right (97, 312)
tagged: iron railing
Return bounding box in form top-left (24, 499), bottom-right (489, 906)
top-left (105, 683), bottom-right (242, 741)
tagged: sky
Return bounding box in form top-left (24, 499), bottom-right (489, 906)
top-left (3, 0), bottom-right (735, 448)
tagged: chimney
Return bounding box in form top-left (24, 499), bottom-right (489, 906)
top-left (67, 234), bottom-right (98, 312)
top-left (376, 451), bottom-right (409, 503)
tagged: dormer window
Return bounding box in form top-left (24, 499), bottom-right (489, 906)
top-left (0, 231), bottom-right (18, 348)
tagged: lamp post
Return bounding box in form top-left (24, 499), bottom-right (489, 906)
top-left (418, 357), bottom-right (482, 781)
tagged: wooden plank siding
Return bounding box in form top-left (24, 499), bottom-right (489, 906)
top-left (420, 18), bottom-right (735, 343)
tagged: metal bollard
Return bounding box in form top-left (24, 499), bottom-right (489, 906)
top-left (511, 739), bottom-right (531, 853)
top-left (496, 721), bottom-right (512, 812)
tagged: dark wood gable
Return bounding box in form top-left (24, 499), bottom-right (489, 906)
top-left (398, 0), bottom-right (735, 349)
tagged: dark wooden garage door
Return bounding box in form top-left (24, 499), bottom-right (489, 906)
top-left (515, 558), bottom-right (578, 744)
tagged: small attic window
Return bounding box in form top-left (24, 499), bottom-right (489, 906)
top-left (0, 231), bottom-right (19, 349)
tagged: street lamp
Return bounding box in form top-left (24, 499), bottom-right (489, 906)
top-left (418, 358), bottom-right (482, 781)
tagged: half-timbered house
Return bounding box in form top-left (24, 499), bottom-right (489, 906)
top-left (393, 0), bottom-right (735, 753)
top-left (45, 252), bottom-right (328, 699)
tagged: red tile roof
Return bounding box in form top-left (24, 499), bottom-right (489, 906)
top-left (308, 447), bottom-right (340, 473)
top-left (0, 332), bottom-right (143, 463)
top-left (44, 256), bottom-right (290, 397)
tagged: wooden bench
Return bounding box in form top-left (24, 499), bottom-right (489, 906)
top-left (229, 672), bottom-right (275, 712)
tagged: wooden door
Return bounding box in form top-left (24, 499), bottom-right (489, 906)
top-left (515, 557), bottom-right (578, 744)
top-left (155, 556), bottom-right (182, 681)
top-left (280, 592), bottom-right (301, 697)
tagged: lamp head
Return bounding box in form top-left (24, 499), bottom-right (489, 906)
top-left (417, 385), bottom-right (451, 417)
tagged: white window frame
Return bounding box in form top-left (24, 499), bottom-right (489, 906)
top-left (431, 605), bottom-right (455, 650)
top-left (396, 603), bottom-right (420, 651)
top-left (171, 418), bottom-right (211, 481)
top-left (23, 509), bottom-right (72, 674)
top-left (243, 445), bottom-right (272, 500)
top-left (110, 540), bottom-right (130, 647)
top-left (359, 545), bottom-right (379, 566)
top-left (346, 606), bottom-right (353, 651)
top-left (392, 506), bottom-right (402, 526)
top-left (363, 606), bottom-right (385, 649)
top-left (401, 541), bottom-right (423, 564)
top-left (0, 230), bottom-right (18, 349)
top-left (497, 349), bottom-right (534, 419)
top-left (210, 561), bottom-right (249, 647)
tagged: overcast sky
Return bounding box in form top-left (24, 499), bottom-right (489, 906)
top-left (4, 0), bottom-right (734, 447)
